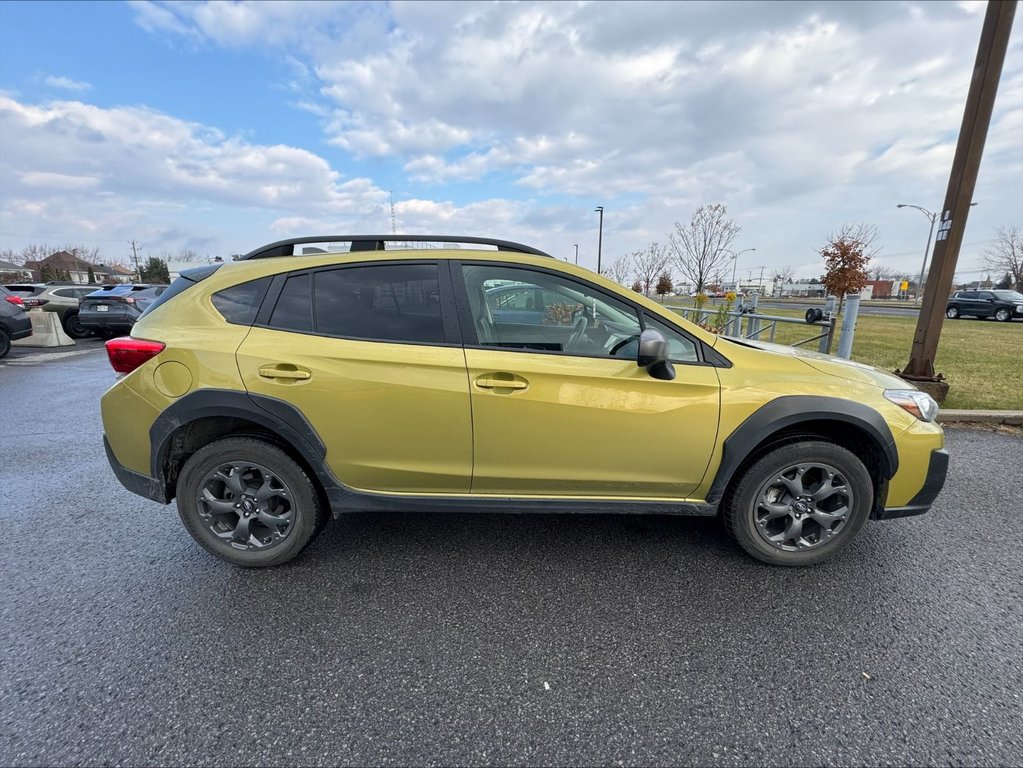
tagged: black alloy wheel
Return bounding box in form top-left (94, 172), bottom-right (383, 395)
top-left (176, 437), bottom-right (326, 567)
top-left (724, 441), bottom-right (873, 566)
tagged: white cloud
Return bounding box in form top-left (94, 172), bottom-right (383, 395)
top-left (28, 0), bottom-right (1023, 277)
top-left (43, 75), bottom-right (92, 92)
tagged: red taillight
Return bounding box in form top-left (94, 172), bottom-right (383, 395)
top-left (4, 295), bottom-right (24, 307)
top-left (105, 337), bottom-right (166, 375)
top-left (123, 296), bottom-right (136, 305)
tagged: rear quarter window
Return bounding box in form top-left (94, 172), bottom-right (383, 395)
top-left (211, 277), bottom-right (272, 326)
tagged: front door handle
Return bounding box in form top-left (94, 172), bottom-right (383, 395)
top-left (474, 375), bottom-right (528, 391)
top-left (259, 365), bottom-right (311, 381)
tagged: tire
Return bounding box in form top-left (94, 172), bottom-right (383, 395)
top-left (723, 441), bottom-right (873, 566)
top-left (62, 312), bottom-right (92, 339)
top-left (945, 305), bottom-right (960, 319)
top-left (176, 437), bottom-right (327, 567)
top-left (995, 307), bottom-right (1012, 322)
top-left (0, 328), bottom-right (10, 359)
top-left (804, 308), bottom-right (823, 324)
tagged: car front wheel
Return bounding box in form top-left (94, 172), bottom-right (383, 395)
top-left (995, 307), bottom-right (1012, 322)
top-left (945, 306), bottom-right (960, 319)
top-left (176, 437), bottom-right (327, 567)
top-left (724, 441), bottom-right (873, 566)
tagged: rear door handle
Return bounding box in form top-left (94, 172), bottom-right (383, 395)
top-left (258, 365), bottom-right (311, 381)
top-left (474, 375), bottom-right (528, 390)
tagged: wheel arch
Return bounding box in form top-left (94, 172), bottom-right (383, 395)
top-left (706, 396), bottom-right (898, 514)
top-left (149, 389), bottom-right (333, 505)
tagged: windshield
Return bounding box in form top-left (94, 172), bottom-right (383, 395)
top-left (993, 290), bottom-right (1023, 301)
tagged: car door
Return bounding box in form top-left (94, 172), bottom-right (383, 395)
top-left (454, 261), bottom-right (721, 499)
top-left (975, 291), bottom-right (996, 317)
top-left (235, 261), bottom-right (473, 494)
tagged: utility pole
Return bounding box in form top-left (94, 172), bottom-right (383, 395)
top-left (899, 0), bottom-right (1015, 399)
top-left (573, 243), bottom-right (579, 265)
top-left (129, 240), bottom-right (141, 282)
top-left (594, 206), bottom-right (604, 274)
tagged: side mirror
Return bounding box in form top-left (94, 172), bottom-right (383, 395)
top-left (637, 329), bottom-right (676, 381)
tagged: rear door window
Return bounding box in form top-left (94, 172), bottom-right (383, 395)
top-left (313, 264), bottom-right (444, 344)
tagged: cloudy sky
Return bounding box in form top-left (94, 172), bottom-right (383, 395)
top-left (0, 0), bottom-right (1020, 282)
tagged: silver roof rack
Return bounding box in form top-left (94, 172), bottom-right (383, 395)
top-left (239, 235), bottom-right (552, 260)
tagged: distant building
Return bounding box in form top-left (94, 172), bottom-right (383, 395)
top-left (23, 251), bottom-right (112, 284)
top-left (864, 280), bottom-right (897, 299)
top-left (0, 259), bottom-right (32, 280)
top-left (782, 280), bottom-right (827, 298)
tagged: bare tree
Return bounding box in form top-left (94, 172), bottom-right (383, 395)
top-left (631, 242), bottom-right (669, 296)
top-left (869, 264), bottom-right (898, 281)
top-left (605, 254), bottom-right (633, 286)
top-left (983, 225), bottom-right (1022, 291)
top-left (773, 265), bottom-right (796, 283)
top-left (819, 223), bottom-right (880, 311)
top-left (667, 204), bottom-right (741, 293)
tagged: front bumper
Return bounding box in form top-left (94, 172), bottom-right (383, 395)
top-left (876, 448), bottom-right (949, 519)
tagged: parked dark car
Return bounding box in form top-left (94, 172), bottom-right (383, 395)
top-left (945, 290), bottom-right (1023, 321)
top-left (78, 284), bottom-right (167, 338)
top-left (0, 285), bottom-right (33, 358)
top-left (3, 282), bottom-right (97, 338)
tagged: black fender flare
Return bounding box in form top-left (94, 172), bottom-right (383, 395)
top-left (149, 388), bottom-right (331, 491)
top-left (705, 395), bottom-right (898, 506)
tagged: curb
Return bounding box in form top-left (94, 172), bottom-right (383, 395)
top-left (937, 409), bottom-right (1023, 426)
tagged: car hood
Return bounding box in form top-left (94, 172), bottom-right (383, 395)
top-left (717, 337), bottom-right (912, 390)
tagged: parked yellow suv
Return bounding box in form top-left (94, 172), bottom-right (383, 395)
top-left (101, 236), bottom-right (947, 567)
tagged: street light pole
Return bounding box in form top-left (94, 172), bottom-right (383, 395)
top-left (725, 247), bottom-right (756, 290)
top-left (898, 202), bottom-right (976, 301)
top-left (594, 207), bottom-right (604, 274)
top-left (573, 243), bottom-right (579, 265)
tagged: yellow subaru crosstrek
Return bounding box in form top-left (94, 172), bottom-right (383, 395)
top-left (101, 236), bottom-right (947, 568)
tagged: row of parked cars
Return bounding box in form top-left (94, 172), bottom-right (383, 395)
top-left (0, 281), bottom-right (167, 358)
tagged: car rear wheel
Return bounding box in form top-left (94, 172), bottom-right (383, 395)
top-left (946, 306), bottom-right (960, 319)
top-left (0, 328), bottom-right (10, 359)
top-left (995, 307), bottom-right (1012, 322)
top-left (176, 437), bottom-right (327, 567)
top-left (723, 441), bottom-right (873, 566)
top-left (62, 312), bottom-right (91, 339)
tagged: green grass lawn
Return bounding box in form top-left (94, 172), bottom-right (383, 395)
top-left (664, 301), bottom-right (1023, 410)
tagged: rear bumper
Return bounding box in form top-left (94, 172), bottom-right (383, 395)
top-left (876, 448), bottom-right (949, 520)
top-left (80, 313), bottom-right (136, 331)
top-left (3, 314), bottom-right (33, 340)
top-left (103, 436), bottom-right (169, 504)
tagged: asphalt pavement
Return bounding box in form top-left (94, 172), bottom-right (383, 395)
top-left (2, 349), bottom-right (1022, 766)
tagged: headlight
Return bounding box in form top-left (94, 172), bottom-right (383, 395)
top-left (884, 389), bottom-right (940, 422)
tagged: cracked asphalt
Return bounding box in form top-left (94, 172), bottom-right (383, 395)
top-left (2, 348), bottom-right (1021, 766)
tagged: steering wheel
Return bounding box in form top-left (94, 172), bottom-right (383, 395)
top-left (566, 315), bottom-right (589, 350)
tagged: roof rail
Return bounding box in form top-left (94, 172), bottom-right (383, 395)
top-left (239, 235), bottom-right (552, 260)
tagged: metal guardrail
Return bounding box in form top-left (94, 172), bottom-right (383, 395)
top-left (672, 305), bottom-right (838, 354)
